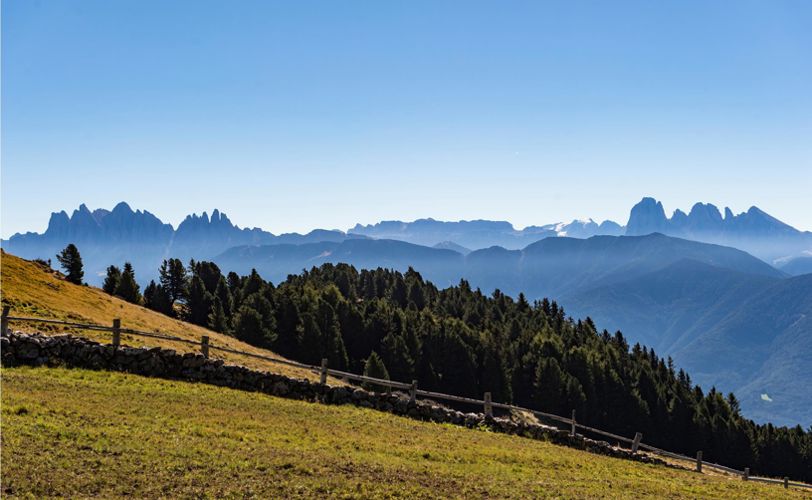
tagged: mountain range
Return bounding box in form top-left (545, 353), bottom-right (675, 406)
top-left (3, 197), bottom-right (811, 425)
top-left (6, 197), bottom-right (810, 279)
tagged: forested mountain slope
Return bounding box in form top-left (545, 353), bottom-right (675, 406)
top-left (94, 253), bottom-right (811, 482)
top-left (563, 261), bottom-right (812, 426)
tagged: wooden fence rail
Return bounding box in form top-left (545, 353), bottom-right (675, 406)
top-left (2, 309), bottom-right (811, 492)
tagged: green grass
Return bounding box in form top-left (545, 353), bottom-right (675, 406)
top-left (2, 367), bottom-right (803, 499)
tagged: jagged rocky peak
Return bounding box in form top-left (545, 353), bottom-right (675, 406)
top-left (626, 197), bottom-right (668, 235)
top-left (686, 202), bottom-right (724, 231)
top-left (45, 210), bottom-right (71, 234)
top-left (179, 209), bottom-right (236, 229)
top-left (210, 209), bottom-right (234, 226)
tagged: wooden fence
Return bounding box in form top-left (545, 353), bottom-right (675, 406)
top-left (2, 307), bottom-right (810, 492)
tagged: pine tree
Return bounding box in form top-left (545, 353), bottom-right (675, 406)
top-left (56, 244), bottom-right (84, 285)
top-left (242, 269), bottom-right (264, 296)
top-left (233, 305), bottom-right (274, 347)
top-left (185, 275), bottom-right (213, 326)
top-left (144, 280), bottom-right (173, 315)
top-left (380, 330), bottom-right (413, 381)
top-left (208, 297), bottom-right (230, 333)
top-left (363, 351), bottom-right (390, 391)
top-left (194, 261), bottom-right (222, 293)
top-left (316, 299), bottom-right (348, 370)
top-left (102, 265), bottom-right (121, 295)
top-left (114, 262), bottom-right (141, 304)
top-left (159, 258), bottom-right (187, 306)
top-left (213, 276), bottom-right (233, 318)
top-left (296, 313), bottom-right (322, 364)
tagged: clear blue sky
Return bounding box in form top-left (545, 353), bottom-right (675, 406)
top-left (2, 0), bottom-right (811, 237)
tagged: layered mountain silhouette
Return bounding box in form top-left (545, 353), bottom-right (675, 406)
top-left (563, 260), bottom-right (811, 426)
top-left (626, 197), bottom-right (812, 262)
top-left (3, 199), bottom-right (811, 425)
top-left (349, 218), bottom-right (623, 249)
top-left (3, 202), bottom-right (364, 282)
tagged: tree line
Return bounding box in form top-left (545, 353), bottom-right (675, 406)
top-left (56, 244), bottom-right (812, 481)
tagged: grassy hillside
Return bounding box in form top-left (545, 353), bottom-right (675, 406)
top-left (0, 251), bottom-right (324, 382)
top-left (2, 367), bottom-right (803, 499)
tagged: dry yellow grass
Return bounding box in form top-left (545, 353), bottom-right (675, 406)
top-left (0, 250), bottom-right (333, 383)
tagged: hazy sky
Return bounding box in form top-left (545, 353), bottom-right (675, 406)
top-left (2, 0), bottom-right (811, 237)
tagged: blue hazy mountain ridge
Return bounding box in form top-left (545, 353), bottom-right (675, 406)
top-left (2, 202), bottom-right (365, 284)
top-left (348, 218), bottom-right (624, 249)
top-left (776, 255), bottom-right (812, 276)
top-left (432, 241), bottom-right (472, 255)
top-left (625, 197), bottom-right (812, 263)
top-left (215, 239), bottom-right (466, 285)
top-left (214, 233), bottom-right (783, 300)
top-left (5, 197), bottom-right (810, 285)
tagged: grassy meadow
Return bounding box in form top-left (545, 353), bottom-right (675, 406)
top-left (2, 366), bottom-right (804, 499)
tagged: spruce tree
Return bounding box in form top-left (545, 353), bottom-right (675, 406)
top-left (102, 265), bottom-right (121, 294)
top-left (233, 305), bottom-right (274, 347)
top-left (159, 258), bottom-right (187, 305)
top-left (185, 275), bottom-right (213, 326)
top-left (363, 351), bottom-right (390, 391)
top-left (208, 297), bottom-right (230, 333)
top-left (213, 276), bottom-right (233, 318)
top-left (380, 330), bottom-right (413, 381)
top-left (114, 262), bottom-right (141, 304)
top-left (56, 244), bottom-right (84, 285)
top-left (143, 280), bottom-right (172, 315)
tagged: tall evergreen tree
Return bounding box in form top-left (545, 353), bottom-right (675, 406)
top-left (208, 297), bottom-right (230, 333)
top-left (363, 351), bottom-right (390, 391)
top-left (143, 280), bottom-right (173, 316)
top-left (114, 262), bottom-right (141, 304)
top-left (159, 258), bottom-right (187, 306)
top-left (185, 275), bottom-right (213, 326)
top-left (56, 244), bottom-right (84, 285)
top-left (213, 276), bottom-right (233, 318)
top-left (233, 305), bottom-right (275, 347)
top-left (102, 265), bottom-right (121, 295)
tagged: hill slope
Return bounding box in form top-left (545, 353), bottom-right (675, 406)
top-left (562, 260), bottom-right (812, 426)
top-left (0, 251), bottom-right (322, 381)
top-left (2, 366), bottom-right (802, 499)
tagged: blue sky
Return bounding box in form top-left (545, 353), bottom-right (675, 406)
top-left (2, 0), bottom-right (811, 237)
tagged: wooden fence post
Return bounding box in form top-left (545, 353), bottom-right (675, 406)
top-left (112, 319), bottom-right (121, 348)
top-left (570, 410), bottom-right (576, 437)
top-left (743, 467), bottom-right (749, 481)
top-left (484, 392), bottom-right (493, 418)
top-left (201, 336), bottom-right (209, 358)
top-left (631, 432), bottom-right (642, 453)
top-left (696, 451), bottom-right (703, 472)
top-left (784, 477), bottom-right (788, 489)
top-left (320, 358), bottom-right (328, 385)
top-left (1, 306), bottom-right (9, 336)
top-left (409, 380), bottom-right (417, 403)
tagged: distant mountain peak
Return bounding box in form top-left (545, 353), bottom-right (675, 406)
top-left (626, 197), bottom-right (668, 235)
top-left (111, 201), bottom-right (133, 214)
top-left (624, 197), bottom-right (808, 261)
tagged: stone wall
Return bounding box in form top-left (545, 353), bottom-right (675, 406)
top-left (1, 331), bottom-right (664, 466)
